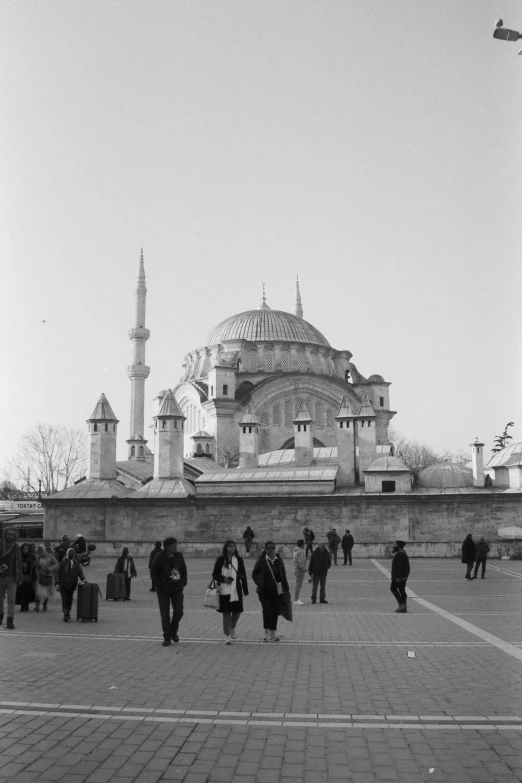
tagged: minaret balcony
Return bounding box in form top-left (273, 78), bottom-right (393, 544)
top-left (126, 364), bottom-right (150, 380)
top-left (129, 327), bottom-right (150, 340)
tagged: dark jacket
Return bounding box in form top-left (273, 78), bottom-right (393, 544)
top-left (242, 528), bottom-right (255, 541)
top-left (327, 531), bottom-right (341, 549)
top-left (148, 546), bottom-right (162, 569)
top-left (150, 550), bottom-right (187, 594)
top-left (115, 555), bottom-right (137, 578)
top-left (0, 540), bottom-right (22, 583)
top-left (54, 541), bottom-right (71, 563)
top-left (304, 529), bottom-right (315, 543)
top-left (391, 549), bottom-right (410, 581)
top-left (252, 554), bottom-right (289, 595)
top-left (475, 541), bottom-right (490, 560)
top-left (212, 554), bottom-right (249, 611)
top-left (342, 534), bottom-right (354, 550)
top-left (74, 536), bottom-right (87, 554)
top-left (309, 547), bottom-right (331, 576)
top-left (57, 557), bottom-right (85, 590)
top-left (461, 536), bottom-right (476, 564)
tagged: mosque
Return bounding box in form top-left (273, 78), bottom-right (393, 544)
top-left (42, 254), bottom-right (522, 555)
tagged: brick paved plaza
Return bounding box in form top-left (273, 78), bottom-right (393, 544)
top-left (1, 555), bottom-right (521, 782)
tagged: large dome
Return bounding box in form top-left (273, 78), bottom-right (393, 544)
top-left (205, 309), bottom-right (330, 348)
top-left (417, 462), bottom-right (474, 489)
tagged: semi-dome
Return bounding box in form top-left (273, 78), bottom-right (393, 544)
top-left (205, 309), bottom-right (330, 348)
top-left (417, 462), bottom-right (474, 489)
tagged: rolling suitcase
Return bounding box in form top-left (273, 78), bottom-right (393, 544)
top-left (76, 583), bottom-right (101, 622)
top-left (106, 572), bottom-right (126, 601)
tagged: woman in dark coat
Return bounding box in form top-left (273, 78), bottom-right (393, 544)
top-left (16, 544), bottom-right (36, 611)
top-left (212, 540), bottom-right (249, 644)
top-left (461, 534), bottom-right (476, 580)
top-left (114, 547), bottom-right (137, 600)
top-left (252, 541), bottom-right (289, 642)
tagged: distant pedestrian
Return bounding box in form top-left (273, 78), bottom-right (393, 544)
top-left (212, 540), bottom-right (249, 644)
top-left (309, 542), bottom-right (331, 604)
top-left (327, 528), bottom-right (341, 565)
top-left (390, 540), bottom-right (410, 613)
top-left (57, 548), bottom-right (86, 622)
top-left (16, 543), bottom-right (37, 612)
top-left (242, 526), bottom-right (255, 556)
top-left (342, 530), bottom-right (354, 565)
top-left (114, 547), bottom-right (137, 600)
top-left (148, 541), bottom-right (162, 591)
top-left (34, 544), bottom-right (58, 612)
top-left (461, 534), bottom-right (476, 580)
top-left (0, 527), bottom-right (22, 630)
top-left (292, 539), bottom-right (307, 605)
top-left (54, 535), bottom-right (70, 563)
top-left (473, 537), bottom-right (490, 579)
top-left (150, 537), bottom-right (187, 646)
top-left (252, 541), bottom-right (289, 642)
top-left (304, 528), bottom-right (315, 558)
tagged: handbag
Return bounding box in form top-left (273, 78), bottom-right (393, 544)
top-left (38, 573), bottom-right (53, 586)
top-left (279, 591), bottom-right (293, 623)
top-left (203, 579), bottom-right (220, 609)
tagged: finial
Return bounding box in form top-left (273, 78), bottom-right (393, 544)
top-left (137, 248), bottom-right (146, 282)
top-left (258, 281), bottom-right (270, 310)
top-left (293, 274), bottom-right (303, 318)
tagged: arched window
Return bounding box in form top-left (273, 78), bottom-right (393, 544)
top-left (273, 403), bottom-right (281, 426)
top-left (260, 411), bottom-right (269, 425)
top-left (315, 403), bottom-right (323, 428)
top-left (281, 351), bottom-right (290, 371)
top-left (104, 423), bottom-right (108, 432)
top-left (249, 350), bottom-right (258, 372)
top-left (297, 351), bottom-right (305, 371)
top-left (265, 350), bottom-right (274, 371)
top-left (310, 354), bottom-right (318, 373)
top-left (326, 409), bottom-right (334, 428)
top-left (197, 443), bottom-right (202, 454)
top-left (260, 430), bottom-right (269, 452)
top-left (139, 446), bottom-right (144, 457)
top-left (217, 352), bottom-right (224, 366)
top-left (284, 399), bottom-right (292, 426)
top-left (93, 423), bottom-right (98, 432)
top-left (130, 446), bottom-right (135, 456)
top-left (205, 443), bottom-right (210, 454)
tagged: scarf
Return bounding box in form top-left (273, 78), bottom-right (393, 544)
top-left (220, 555), bottom-right (239, 602)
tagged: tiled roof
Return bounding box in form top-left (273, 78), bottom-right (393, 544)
top-left (116, 460), bottom-right (153, 482)
top-left (45, 479), bottom-right (130, 500)
top-left (196, 467), bottom-right (337, 484)
top-left (88, 393), bottom-right (118, 422)
top-left (157, 389), bottom-right (184, 418)
top-left (191, 430), bottom-right (212, 438)
top-left (484, 442), bottom-right (522, 469)
top-left (364, 456), bottom-right (411, 473)
top-left (258, 447), bottom-right (338, 467)
top-left (239, 403), bottom-right (259, 425)
top-left (293, 400), bottom-right (312, 423)
top-left (205, 309), bottom-right (330, 347)
top-left (131, 478), bottom-right (195, 499)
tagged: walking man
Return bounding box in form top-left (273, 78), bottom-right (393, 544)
top-left (57, 548), bottom-right (86, 622)
top-left (148, 541), bottom-right (162, 591)
top-left (292, 539), bottom-right (307, 605)
top-left (461, 534), bottom-right (476, 580)
top-left (473, 537), bottom-right (490, 579)
top-left (390, 540), bottom-right (410, 613)
top-left (327, 528), bottom-right (341, 565)
top-left (242, 526), bottom-right (255, 556)
top-left (151, 537), bottom-right (187, 646)
top-left (309, 542), bottom-right (331, 604)
top-left (342, 529), bottom-right (354, 565)
top-left (0, 527), bottom-right (22, 630)
top-left (304, 527), bottom-right (315, 558)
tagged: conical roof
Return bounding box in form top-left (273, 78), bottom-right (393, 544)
top-left (358, 394), bottom-right (376, 418)
top-left (293, 400), bottom-right (312, 423)
top-left (239, 403), bottom-right (259, 426)
top-left (87, 393), bottom-right (118, 422)
top-left (156, 389), bottom-right (184, 418)
top-left (335, 396), bottom-right (356, 419)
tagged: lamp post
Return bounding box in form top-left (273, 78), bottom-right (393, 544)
top-left (493, 19), bottom-right (522, 51)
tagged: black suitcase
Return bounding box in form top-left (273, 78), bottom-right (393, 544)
top-left (106, 573), bottom-right (126, 601)
top-left (76, 583), bottom-right (100, 622)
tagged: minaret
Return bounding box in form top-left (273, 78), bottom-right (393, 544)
top-left (153, 389), bottom-right (186, 479)
top-left (293, 400), bottom-right (313, 467)
top-left (335, 396), bottom-right (357, 486)
top-left (87, 394), bottom-right (119, 480)
top-left (126, 249), bottom-right (150, 459)
top-left (293, 275), bottom-right (303, 318)
top-left (470, 437), bottom-right (485, 487)
top-left (239, 403), bottom-right (259, 469)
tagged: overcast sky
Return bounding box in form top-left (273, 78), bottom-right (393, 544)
top-left (1, 0), bottom-right (521, 476)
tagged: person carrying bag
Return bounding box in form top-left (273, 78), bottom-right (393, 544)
top-left (211, 540), bottom-right (249, 644)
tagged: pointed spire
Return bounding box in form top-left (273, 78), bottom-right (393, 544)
top-left (156, 389), bottom-right (185, 419)
top-left (87, 393), bottom-right (119, 422)
top-left (138, 248), bottom-right (146, 283)
top-left (293, 400), bottom-right (312, 423)
top-left (335, 396), bottom-right (356, 420)
top-left (293, 275), bottom-right (303, 318)
top-left (358, 394), bottom-right (376, 418)
top-left (258, 281), bottom-right (270, 310)
top-left (239, 402), bottom-right (259, 426)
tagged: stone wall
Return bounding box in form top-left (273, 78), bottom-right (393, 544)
top-left (43, 491), bottom-right (522, 557)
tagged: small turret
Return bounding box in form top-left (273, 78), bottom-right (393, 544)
top-left (239, 403), bottom-right (259, 469)
top-left (470, 437), bottom-right (485, 487)
top-left (87, 394), bottom-right (119, 480)
top-left (335, 396), bottom-right (357, 486)
top-left (153, 389), bottom-right (185, 479)
top-left (357, 394), bottom-right (377, 474)
top-left (293, 400), bottom-right (313, 467)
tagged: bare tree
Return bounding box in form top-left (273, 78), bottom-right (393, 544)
top-left (8, 424), bottom-right (87, 494)
top-left (389, 428), bottom-right (442, 477)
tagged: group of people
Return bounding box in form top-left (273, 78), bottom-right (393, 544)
top-left (461, 534), bottom-right (491, 580)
